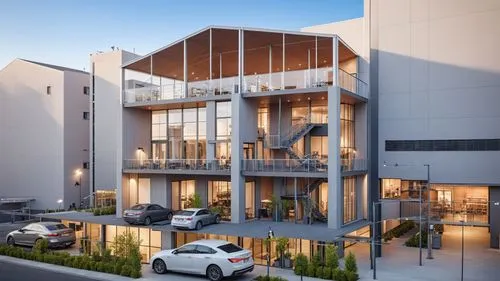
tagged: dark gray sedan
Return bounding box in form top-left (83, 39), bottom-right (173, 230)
top-left (6, 222), bottom-right (75, 248)
top-left (123, 204), bottom-right (174, 225)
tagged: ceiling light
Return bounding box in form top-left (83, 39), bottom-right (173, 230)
top-left (298, 63), bottom-right (302, 66)
top-left (287, 67), bottom-right (290, 71)
top-left (323, 60), bottom-right (327, 63)
top-left (307, 97), bottom-right (311, 101)
top-left (287, 100), bottom-right (290, 102)
top-left (191, 72), bottom-right (195, 75)
top-left (321, 96), bottom-right (325, 100)
top-left (298, 98), bottom-right (301, 101)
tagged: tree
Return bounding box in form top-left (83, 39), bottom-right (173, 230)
top-left (325, 244), bottom-right (339, 269)
top-left (345, 252), bottom-right (358, 273)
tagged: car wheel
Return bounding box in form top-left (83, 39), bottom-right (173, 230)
top-left (215, 215), bottom-right (221, 224)
top-left (167, 212), bottom-right (173, 221)
top-left (206, 264), bottom-right (223, 281)
top-left (7, 236), bottom-right (15, 246)
top-left (196, 221), bottom-right (203, 230)
top-left (152, 259), bottom-right (167, 274)
top-left (144, 216), bottom-right (152, 226)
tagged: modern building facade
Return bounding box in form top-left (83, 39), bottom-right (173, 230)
top-left (116, 26), bottom-right (370, 261)
top-left (0, 59), bottom-right (90, 210)
top-left (89, 49), bottom-right (140, 207)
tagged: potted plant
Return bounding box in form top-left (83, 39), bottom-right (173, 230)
top-left (270, 195), bottom-right (282, 222)
top-left (283, 251), bottom-right (293, 268)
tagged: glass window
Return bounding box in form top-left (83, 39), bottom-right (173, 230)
top-left (208, 181), bottom-right (231, 220)
top-left (291, 107), bottom-right (308, 125)
top-left (152, 110), bottom-right (167, 141)
top-left (196, 245), bottom-right (216, 254)
top-left (311, 136), bottom-right (328, 160)
top-left (340, 103), bottom-right (355, 161)
top-left (381, 178), bottom-right (401, 199)
top-left (177, 244), bottom-right (197, 254)
top-left (343, 176), bottom-right (357, 223)
top-left (258, 107), bottom-right (269, 134)
top-left (311, 105), bottom-right (327, 124)
top-left (151, 230), bottom-right (161, 248)
top-left (216, 101), bottom-right (231, 118)
top-left (217, 243), bottom-right (243, 253)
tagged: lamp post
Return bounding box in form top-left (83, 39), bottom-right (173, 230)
top-left (460, 220), bottom-right (464, 281)
top-left (57, 199), bottom-right (63, 211)
top-left (267, 226), bottom-right (274, 278)
top-left (425, 164), bottom-right (433, 260)
top-left (75, 169), bottom-right (83, 208)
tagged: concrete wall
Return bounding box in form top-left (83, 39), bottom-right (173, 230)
top-left (122, 108), bottom-right (151, 160)
top-left (0, 60), bottom-right (65, 210)
top-left (63, 70), bottom-right (90, 208)
top-left (91, 50), bottom-right (139, 192)
top-left (373, 0), bottom-right (500, 185)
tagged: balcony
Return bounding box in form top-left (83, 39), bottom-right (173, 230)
top-left (242, 159), bottom-right (327, 177)
top-left (340, 159), bottom-right (368, 173)
top-left (123, 159), bottom-right (231, 175)
top-left (339, 69), bottom-right (368, 99)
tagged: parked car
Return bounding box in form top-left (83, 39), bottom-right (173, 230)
top-left (171, 208), bottom-right (221, 230)
top-left (123, 204), bottom-right (174, 225)
top-left (151, 239), bottom-right (254, 281)
top-left (6, 222), bottom-right (75, 248)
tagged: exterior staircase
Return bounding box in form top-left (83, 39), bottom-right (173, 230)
top-left (280, 178), bottom-right (326, 199)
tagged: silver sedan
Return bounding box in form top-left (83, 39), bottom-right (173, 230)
top-left (171, 208), bottom-right (221, 230)
top-left (6, 222), bottom-right (75, 248)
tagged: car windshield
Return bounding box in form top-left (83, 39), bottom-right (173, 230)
top-left (217, 243), bottom-right (243, 253)
top-left (130, 204), bottom-right (146, 210)
top-left (177, 211), bottom-right (194, 216)
top-left (45, 224), bottom-right (67, 231)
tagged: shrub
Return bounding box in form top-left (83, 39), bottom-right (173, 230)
top-left (130, 268), bottom-right (142, 278)
top-left (344, 252), bottom-right (357, 273)
top-left (306, 264), bottom-right (316, 277)
top-left (333, 268), bottom-right (346, 281)
top-left (405, 230), bottom-right (428, 248)
top-left (345, 271), bottom-right (359, 281)
top-left (33, 239), bottom-right (49, 255)
top-left (114, 260), bottom-right (125, 275)
top-left (93, 206), bottom-right (116, 216)
top-left (323, 267), bottom-right (332, 279)
top-left (311, 252), bottom-right (322, 268)
top-left (293, 253), bottom-right (308, 276)
top-left (185, 193), bottom-right (203, 208)
top-left (315, 266), bottom-right (324, 278)
top-left (120, 264), bottom-right (132, 277)
top-left (325, 244), bottom-right (339, 269)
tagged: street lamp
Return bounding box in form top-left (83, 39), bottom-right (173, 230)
top-left (57, 199), bottom-right (63, 211)
top-left (267, 226), bottom-right (274, 278)
top-left (459, 220), bottom-right (465, 281)
top-left (74, 169), bottom-right (83, 208)
top-left (424, 164), bottom-right (434, 260)
top-left (383, 161), bottom-right (423, 266)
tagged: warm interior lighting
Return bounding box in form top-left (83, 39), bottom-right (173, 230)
top-left (57, 199), bottom-right (63, 204)
top-left (74, 169), bottom-right (82, 176)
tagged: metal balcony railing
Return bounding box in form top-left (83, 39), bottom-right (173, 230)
top-left (339, 69), bottom-right (368, 99)
top-left (242, 159), bottom-right (328, 173)
top-left (123, 159), bottom-right (231, 172)
top-left (340, 159), bottom-right (368, 172)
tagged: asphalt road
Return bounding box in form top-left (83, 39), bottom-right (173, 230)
top-left (0, 261), bottom-right (101, 281)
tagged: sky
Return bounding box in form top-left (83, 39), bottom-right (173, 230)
top-left (0, 0), bottom-right (363, 71)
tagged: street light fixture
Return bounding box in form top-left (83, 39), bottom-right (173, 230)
top-left (57, 199), bottom-right (63, 211)
top-left (74, 169), bottom-right (83, 208)
top-left (267, 226), bottom-right (274, 278)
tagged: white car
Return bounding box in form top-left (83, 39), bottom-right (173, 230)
top-left (171, 208), bottom-right (221, 230)
top-left (151, 239), bottom-right (254, 281)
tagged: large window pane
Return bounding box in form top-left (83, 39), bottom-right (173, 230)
top-left (216, 101), bottom-right (231, 118)
top-left (343, 176), bottom-right (356, 223)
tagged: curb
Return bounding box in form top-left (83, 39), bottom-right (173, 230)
top-left (0, 255), bottom-right (134, 281)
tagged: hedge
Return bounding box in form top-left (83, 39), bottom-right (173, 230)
top-left (0, 237), bottom-right (141, 278)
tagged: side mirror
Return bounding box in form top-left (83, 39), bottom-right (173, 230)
top-left (18, 228), bottom-right (25, 233)
top-left (172, 250), bottom-right (178, 255)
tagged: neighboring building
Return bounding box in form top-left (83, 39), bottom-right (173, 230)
top-left (89, 49), bottom-right (140, 207)
top-left (306, 0), bottom-right (500, 248)
top-left (0, 59), bottom-right (90, 211)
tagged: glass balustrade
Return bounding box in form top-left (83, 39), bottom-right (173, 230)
top-left (123, 159), bottom-right (231, 172)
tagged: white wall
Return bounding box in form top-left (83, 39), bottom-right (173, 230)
top-left (373, 0), bottom-right (500, 185)
top-left (0, 60), bottom-right (65, 210)
top-left (63, 70), bottom-right (90, 209)
top-left (91, 50), bottom-right (139, 192)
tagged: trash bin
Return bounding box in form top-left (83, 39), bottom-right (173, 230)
top-left (432, 233), bottom-right (442, 249)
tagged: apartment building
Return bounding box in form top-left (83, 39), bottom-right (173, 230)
top-left (0, 59), bottom-right (90, 211)
top-left (106, 26), bottom-right (369, 262)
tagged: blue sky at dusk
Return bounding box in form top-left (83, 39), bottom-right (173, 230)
top-left (0, 0), bottom-right (363, 71)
